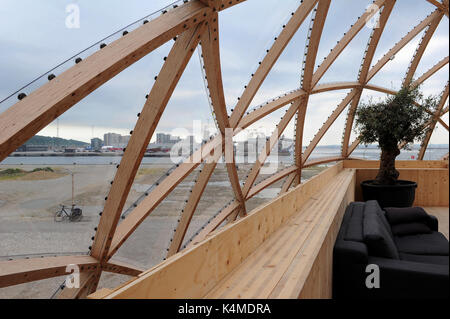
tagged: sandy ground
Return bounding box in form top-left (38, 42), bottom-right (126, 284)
top-left (0, 162), bottom-right (324, 298)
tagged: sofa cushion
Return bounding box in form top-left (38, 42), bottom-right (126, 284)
top-left (344, 202), bottom-right (365, 242)
top-left (366, 200), bottom-right (393, 236)
top-left (400, 253), bottom-right (449, 266)
top-left (391, 222), bottom-right (432, 236)
top-left (363, 202), bottom-right (400, 259)
top-left (395, 231), bottom-right (449, 256)
top-left (384, 207), bottom-right (429, 225)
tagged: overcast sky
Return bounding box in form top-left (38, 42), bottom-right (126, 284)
top-left (0, 0), bottom-right (448, 145)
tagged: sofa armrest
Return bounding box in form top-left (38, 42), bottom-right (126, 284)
top-left (384, 207), bottom-right (439, 231)
top-left (425, 215), bottom-right (439, 231)
top-left (334, 240), bottom-right (368, 265)
top-left (367, 257), bottom-right (449, 298)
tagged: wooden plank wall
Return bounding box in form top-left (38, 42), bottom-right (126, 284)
top-left (343, 160), bottom-right (449, 169)
top-left (98, 162), bottom-right (345, 298)
top-left (344, 160), bottom-right (449, 206)
top-left (298, 171), bottom-right (355, 298)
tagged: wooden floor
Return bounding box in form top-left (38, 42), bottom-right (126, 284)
top-left (424, 207), bottom-right (449, 239)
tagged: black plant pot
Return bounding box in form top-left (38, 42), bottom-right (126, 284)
top-left (361, 180), bottom-right (417, 208)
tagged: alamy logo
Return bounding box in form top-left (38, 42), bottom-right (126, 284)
top-left (365, 4), bottom-right (381, 29)
top-left (65, 4), bottom-right (80, 29)
top-left (65, 264), bottom-right (80, 289)
top-left (365, 264), bottom-right (380, 289)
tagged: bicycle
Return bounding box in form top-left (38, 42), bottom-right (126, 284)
top-left (54, 204), bottom-right (83, 222)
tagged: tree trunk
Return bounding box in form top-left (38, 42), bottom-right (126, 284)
top-left (375, 147), bottom-right (400, 185)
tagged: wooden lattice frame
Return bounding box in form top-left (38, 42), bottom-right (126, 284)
top-left (0, 0), bottom-right (448, 297)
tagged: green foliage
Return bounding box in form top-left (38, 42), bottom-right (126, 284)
top-left (0, 168), bottom-right (25, 176)
top-left (354, 86), bottom-right (438, 150)
top-left (31, 167), bottom-right (54, 173)
top-left (24, 135), bottom-right (88, 147)
top-left (0, 167), bottom-right (57, 181)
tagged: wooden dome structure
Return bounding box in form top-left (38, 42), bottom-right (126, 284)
top-left (0, 0), bottom-right (448, 298)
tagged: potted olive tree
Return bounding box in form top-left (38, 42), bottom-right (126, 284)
top-left (354, 85), bottom-right (438, 208)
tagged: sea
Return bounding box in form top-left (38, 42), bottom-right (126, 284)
top-left (1, 145), bottom-right (448, 166)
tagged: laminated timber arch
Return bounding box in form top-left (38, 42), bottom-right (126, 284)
top-left (0, 0), bottom-right (448, 297)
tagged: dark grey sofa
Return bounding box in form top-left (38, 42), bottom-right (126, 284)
top-left (333, 200), bottom-right (449, 299)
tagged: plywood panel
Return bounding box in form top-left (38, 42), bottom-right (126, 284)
top-left (354, 167), bottom-right (449, 206)
top-left (344, 160), bottom-right (448, 169)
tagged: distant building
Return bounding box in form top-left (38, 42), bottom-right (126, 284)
top-left (104, 133), bottom-right (121, 148)
top-left (103, 133), bottom-right (131, 148)
top-left (119, 135), bottom-right (131, 148)
top-left (91, 138), bottom-right (103, 151)
top-left (156, 133), bottom-right (180, 145)
top-left (16, 145), bottom-right (49, 152)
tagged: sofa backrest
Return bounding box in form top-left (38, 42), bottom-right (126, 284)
top-left (339, 202), bottom-right (365, 242)
top-left (363, 200), bottom-right (400, 259)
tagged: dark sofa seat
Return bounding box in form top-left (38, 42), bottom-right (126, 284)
top-left (395, 232), bottom-right (449, 256)
top-left (399, 253), bottom-right (449, 266)
top-left (333, 200), bottom-right (449, 299)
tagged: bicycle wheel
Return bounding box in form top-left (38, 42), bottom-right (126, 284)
top-left (54, 210), bottom-right (65, 222)
top-left (70, 208), bottom-right (82, 222)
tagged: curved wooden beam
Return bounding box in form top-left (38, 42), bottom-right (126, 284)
top-left (242, 100), bottom-right (302, 199)
top-left (200, 13), bottom-right (245, 212)
top-left (167, 155), bottom-right (220, 257)
top-left (107, 136), bottom-right (222, 259)
top-left (426, 0), bottom-right (447, 11)
top-left (347, 10), bottom-right (447, 157)
top-left (201, 14), bottom-right (245, 210)
top-left (229, 0), bottom-right (319, 128)
top-left (92, 23), bottom-right (208, 264)
top-left (311, 0), bottom-right (387, 88)
top-left (347, 138), bottom-right (361, 157)
top-left (0, 255), bottom-right (98, 288)
top-left (188, 201), bottom-right (241, 247)
top-left (280, 172), bottom-right (297, 195)
top-left (57, 271), bottom-right (98, 299)
top-left (342, 0), bottom-right (396, 156)
top-left (403, 13), bottom-right (442, 86)
top-left (303, 156), bottom-right (345, 168)
top-left (294, 98), bottom-right (309, 186)
top-left (200, 13), bottom-right (229, 136)
top-left (412, 56), bottom-right (449, 88)
top-left (103, 260), bottom-right (145, 277)
top-left (350, 80), bottom-right (449, 156)
top-left (0, 1), bottom-right (211, 162)
top-left (418, 82), bottom-right (449, 159)
top-left (236, 82), bottom-right (361, 131)
top-left (247, 166), bottom-right (297, 200)
top-left (218, 0), bottom-right (248, 11)
top-left (200, 0), bottom-right (221, 8)
top-left (111, 91), bottom-right (309, 259)
top-left (311, 81), bottom-right (361, 94)
top-left (439, 118), bottom-right (449, 130)
top-left (238, 89), bottom-right (306, 129)
top-left (303, 89), bottom-right (358, 164)
top-left (366, 9), bottom-right (442, 82)
top-left (295, 0), bottom-right (331, 185)
top-left (302, 0), bottom-right (331, 92)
